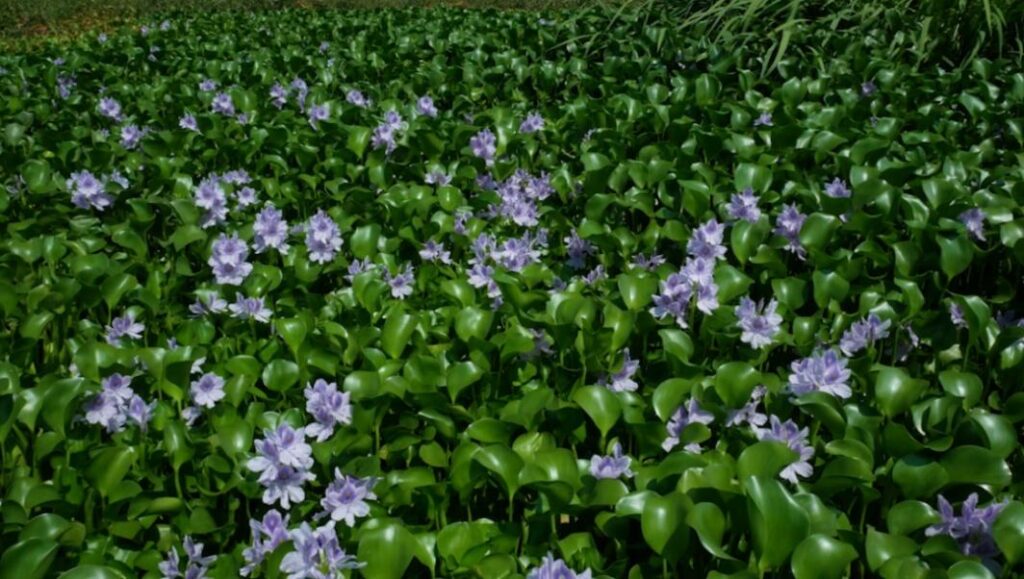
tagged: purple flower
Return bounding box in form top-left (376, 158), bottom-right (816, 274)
top-left (102, 373), bottom-right (134, 403)
top-left (305, 210), bottom-right (343, 264)
top-left (470, 129), bottom-right (497, 165)
top-left (308, 103), bottom-right (329, 129)
top-left (926, 494), bottom-right (1008, 557)
top-left (861, 80), bottom-right (877, 96)
top-left (106, 312), bottom-right (145, 346)
top-left (650, 272), bottom-right (693, 328)
top-left (787, 349), bottom-right (852, 399)
top-left (476, 174), bottom-right (498, 192)
top-left (223, 170), bottom-right (251, 186)
top-left (120, 124), bottom-right (146, 150)
top-left (211, 92), bottom-right (235, 116)
top-left (194, 176), bottom-right (228, 229)
top-left (526, 328), bottom-right (554, 358)
top-left (950, 303), bottom-right (968, 329)
top-left (417, 95), bottom-right (438, 118)
top-left (959, 208), bottom-right (986, 241)
top-left (599, 349), bottom-right (640, 393)
top-left (345, 258), bottom-right (376, 283)
top-left (199, 79), bottom-right (217, 92)
top-left (564, 230), bottom-right (595, 270)
top-left (824, 177), bottom-right (852, 199)
top-left (687, 219), bottom-right (727, 261)
top-left (756, 415), bottom-right (815, 484)
top-left (126, 394), bottom-right (155, 432)
top-left (493, 233), bottom-right (545, 272)
top-left (663, 398), bottom-right (714, 452)
top-left (774, 203), bottom-right (807, 257)
top-left (190, 292), bottom-right (228, 317)
top-left (290, 78), bottom-right (309, 111)
top-left (303, 379), bottom-right (353, 442)
top-left (229, 295), bottom-right (273, 323)
top-left (158, 546), bottom-right (181, 578)
top-left (425, 171), bottom-right (451, 186)
top-left (582, 264), bottom-right (607, 286)
top-left (280, 522), bottom-right (362, 579)
top-left (67, 170), bottom-right (114, 211)
top-left (269, 83), bottom-right (288, 109)
top-left (385, 264), bottom-right (415, 299)
top-left (527, 553), bottom-right (592, 579)
top-left (753, 112), bottom-right (773, 127)
top-left (84, 392), bottom-right (126, 433)
top-left (839, 313), bottom-right (892, 356)
top-left (589, 442), bottom-right (634, 479)
top-left (190, 372), bottom-right (225, 408)
top-left (179, 114), bottom-right (199, 132)
top-left (519, 112), bottom-right (545, 134)
top-left (208, 234), bottom-right (253, 285)
top-left (320, 470), bottom-right (378, 526)
top-left (419, 240), bottom-right (452, 264)
top-left (346, 89), bottom-right (370, 108)
top-left (726, 385), bottom-right (768, 428)
top-left (735, 297), bottom-right (782, 349)
top-left (247, 425), bottom-right (315, 509)
top-left (160, 19), bottom-right (171, 31)
top-left (241, 510), bottom-right (290, 576)
top-left (235, 186), bottom-right (257, 208)
top-left (727, 188), bottom-right (761, 223)
top-left (253, 205), bottom-right (290, 254)
top-left (632, 253), bottom-right (666, 270)
top-left (57, 74), bottom-right (76, 99)
top-left (318, 41), bottom-right (330, 53)
top-left (97, 97), bottom-right (123, 122)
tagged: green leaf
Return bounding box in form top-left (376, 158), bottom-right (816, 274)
top-left (738, 441), bottom-right (797, 480)
top-left (993, 501), bottom-right (1024, 565)
top-left (357, 522), bottom-right (415, 579)
top-left (0, 538), bottom-right (58, 579)
top-left (940, 445), bottom-right (1011, 487)
top-left (687, 502), bottom-right (736, 560)
top-left (617, 273), bottom-right (659, 311)
top-left (382, 311), bottom-right (418, 359)
top-left (573, 385), bottom-right (622, 439)
top-left (938, 236), bottom-right (973, 279)
top-left (473, 444), bottom-right (522, 498)
top-left (715, 361), bottom-right (760, 408)
top-left (86, 446), bottom-right (137, 498)
top-left (866, 527), bottom-right (918, 571)
top-left (262, 359), bottom-right (299, 393)
top-left (939, 370), bottom-right (982, 407)
top-left (659, 329), bottom-right (694, 364)
top-left (874, 365), bottom-right (927, 417)
top-left (641, 492), bottom-right (689, 561)
top-left (454, 307), bottom-right (492, 342)
top-left (746, 476), bottom-right (809, 571)
top-left (447, 361), bottom-right (484, 402)
top-left (791, 534), bottom-right (858, 579)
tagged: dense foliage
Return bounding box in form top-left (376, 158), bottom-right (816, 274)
top-left (2, 6), bottom-right (1024, 578)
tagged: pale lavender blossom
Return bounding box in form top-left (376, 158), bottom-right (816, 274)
top-left (599, 349), bottom-right (640, 393)
top-left (774, 203), bottom-right (807, 258)
top-left (194, 176), bottom-right (228, 229)
top-left (727, 188), bottom-right (761, 223)
top-left (371, 121), bottom-right (399, 153)
top-left (247, 425), bottom-right (316, 509)
top-left (564, 230), bottom-right (595, 270)
top-left (190, 293), bottom-right (228, 317)
top-left (385, 264), bottom-right (415, 299)
top-left (950, 303), bottom-right (968, 329)
top-left (425, 171), bottom-right (451, 186)
top-left (687, 219), bottom-right (727, 261)
top-left (476, 174), bottom-right (498, 191)
top-left (589, 442), bottom-right (634, 479)
top-left (526, 328), bottom-right (554, 358)
top-left (290, 78), bottom-right (309, 111)
top-left (236, 187), bottom-right (257, 207)
top-left (650, 272), bottom-right (692, 328)
top-left (199, 79), bottom-right (217, 92)
top-left (190, 372), bottom-right (225, 408)
top-left (756, 415), bottom-right (815, 484)
top-left (102, 373), bottom-right (134, 403)
top-left (106, 312), bottom-right (145, 346)
top-left (212, 92), bottom-right (235, 116)
top-left (305, 210), bottom-right (343, 264)
top-left (179, 114), bottom-right (199, 132)
top-left (470, 129), bottom-right (497, 165)
top-left (158, 546), bottom-right (181, 579)
top-left (824, 177), bottom-right (851, 199)
top-left (241, 510), bottom-right (290, 576)
top-left (735, 297), bottom-right (782, 349)
top-left (280, 522), bottom-right (362, 579)
top-left (253, 205), bottom-right (290, 254)
top-left (346, 89), bottom-right (370, 108)
top-left (632, 253), bottom-right (666, 270)
top-left (663, 398), bottom-right (714, 453)
top-left (753, 112), bottom-right (773, 127)
top-left (345, 258), bottom-right (376, 283)
top-left (308, 103), bottom-right (329, 129)
top-left (319, 470), bottom-right (378, 527)
top-left (527, 553), bottom-right (592, 579)
top-left (67, 170), bottom-right (114, 211)
top-left (160, 19), bottom-right (171, 31)
top-left (416, 95), bottom-right (438, 118)
top-left (208, 233), bottom-right (253, 285)
top-left (182, 406), bottom-right (202, 427)
top-left (519, 112), bottom-right (545, 134)
top-left (861, 80), bottom-right (877, 96)
top-left (98, 97), bottom-right (123, 122)
top-left (304, 379), bottom-right (353, 442)
top-left (419, 240), bottom-right (452, 264)
top-left (270, 84), bottom-right (288, 109)
top-left (787, 349), bottom-right (852, 399)
top-left (57, 74), bottom-right (76, 99)
top-left (582, 264), bottom-right (607, 286)
top-left (120, 124), bottom-right (146, 150)
top-left (318, 41), bottom-right (330, 53)
top-left (959, 208), bottom-right (986, 241)
top-left (84, 392), bottom-right (126, 433)
top-left (229, 295), bottom-right (273, 323)
top-left (926, 494), bottom-right (1008, 557)
top-left (493, 232), bottom-right (546, 272)
top-left (839, 313), bottom-right (892, 356)
top-left (454, 210), bottom-right (471, 235)
top-left (726, 385), bottom-right (768, 427)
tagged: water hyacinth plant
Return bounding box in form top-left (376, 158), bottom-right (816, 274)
top-left (1, 4), bottom-right (1024, 579)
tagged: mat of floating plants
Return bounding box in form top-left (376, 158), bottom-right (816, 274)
top-left (2, 6), bottom-right (1024, 579)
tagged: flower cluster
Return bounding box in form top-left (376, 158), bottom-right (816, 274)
top-left (246, 425), bottom-right (316, 509)
top-left (83, 373), bottom-right (156, 433)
